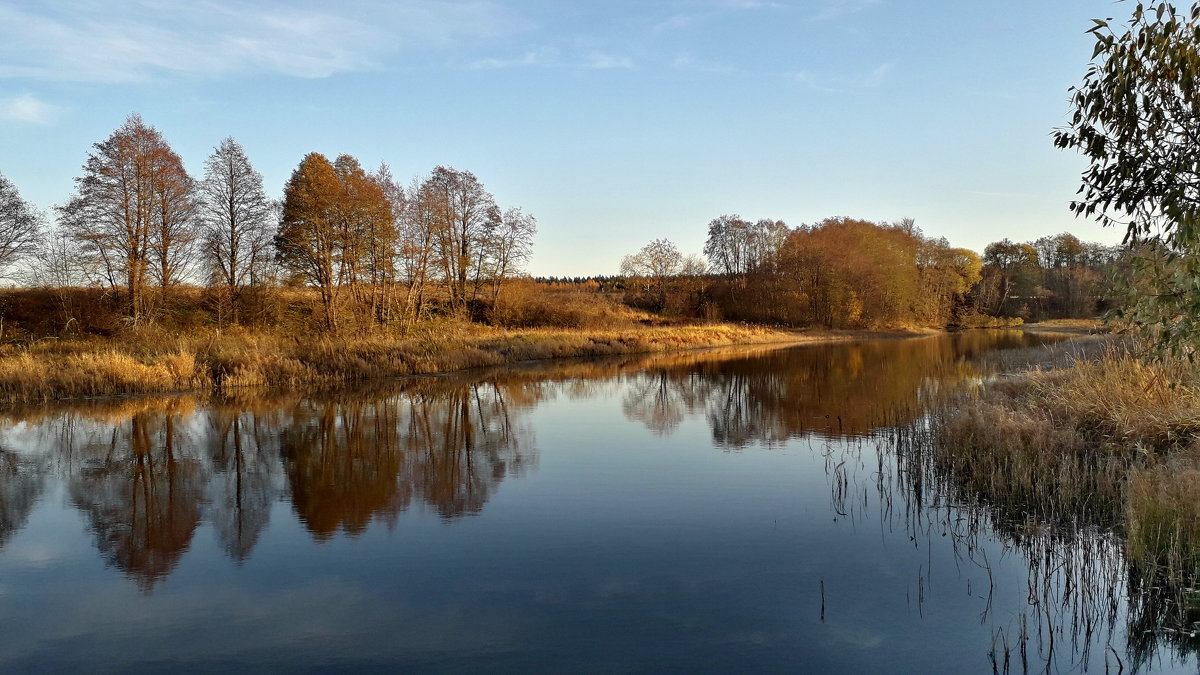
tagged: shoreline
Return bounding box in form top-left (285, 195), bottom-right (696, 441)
top-left (0, 323), bottom-right (939, 406)
top-left (0, 321), bottom-right (1071, 406)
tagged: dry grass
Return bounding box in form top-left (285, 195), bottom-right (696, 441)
top-left (0, 321), bottom-right (818, 404)
top-left (932, 341), bottom-right (1200, 584)
top-left (930, 389), bottom-right (1127, 528)
top-left (1026, 350), bottom-right (1200, 448)
top-left (1127, 459), bottom-right (1200, 580)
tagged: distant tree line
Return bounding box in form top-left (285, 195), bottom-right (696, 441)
top-left (617, 216), bottom-right (1124, 329)
top-left (4, 114), bottom-right (535, 330)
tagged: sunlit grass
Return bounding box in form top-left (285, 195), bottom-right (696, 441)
top-left (0, 321), bottom-right (819, 403)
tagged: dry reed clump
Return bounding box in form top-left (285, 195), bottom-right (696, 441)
top-left (936, 345), bottom-right (1200, 588)
top-left (933, 395), bottom-right (1126, 527)
top-left (0, 347), bottom-right (209, 401)
top-left (1127, 459), bottom-right (1200, 581)
top-left (1026, 352), bottom-right (1200, 448)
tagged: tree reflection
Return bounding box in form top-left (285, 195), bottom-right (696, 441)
top-left (70, 412), bottom-right (206, 592)
top-left (404, 383), bottom-right (535, 519)
top-left (207, 411), bottom-right (277, 562)
top-left (279, 399), bottom-right (409, 539)
top-left (0, 449), bottom-right (42, 549)
top-left (618, 332), bottom-right (1059, 447)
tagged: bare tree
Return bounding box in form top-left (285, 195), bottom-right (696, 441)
top-left (371, 163), bottom-right (407, 323)
top-left (148, 150), bottom-right (198, 289)
top-left (621, 238), bottom-right (684, 278)
top-left (399, 174), bottom-right (437, 321)
top-left (57, 114), bottom-right (195, 322)
top-left (421, 166), bottom-right (500, 312)
top-left (485, 207), bottom-right (537, 302)
top-left (704, 214), bottom-right (787, 278)
top-left (198, 137), bottom-right (273, 324)
top-left (0, 172), bottom-right (42, 279)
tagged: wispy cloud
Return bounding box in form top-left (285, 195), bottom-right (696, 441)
top-left (466, 47), bottom-right (634, 71)
top-left (0, 94), bottom-right (62, 125)
top-left (467, 49), bottom-right (559, 70)
top-left (860, 62), bottom-right (893, 87)
top-left (586, 52), bottom-right (635, 70)
top-left (0, 0), bottom-right (528, 82)
top-left (790, 61), bottom-right (895, 91)
top-left (812, 0), bottom-right (884, 22)
top-left (654, 0), bottom-right (785, 33)
top-left (670, 53), bottom-right (735, 74)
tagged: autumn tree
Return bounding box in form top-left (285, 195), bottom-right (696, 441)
top-left (275, 153), bottom-right (345, 329)
top-left (0, 172), bottom-right (43, 279)
top-left (914, 238), bottom-right (982, 325)
top-left (58, 114), bottom-right (196, 322)
top-left (197, 137), bottom-right (273, 324)
top-left (275, 152), bottom-right (395, 330)
top-left (332, 155), bottom-right (395, 324)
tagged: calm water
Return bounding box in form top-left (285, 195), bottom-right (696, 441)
top-left (0, 332), bottom-right (1193, 673)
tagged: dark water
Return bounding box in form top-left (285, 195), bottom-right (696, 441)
top-left (0, 332), bottom-right (1192, 673)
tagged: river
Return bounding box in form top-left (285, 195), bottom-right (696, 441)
top-left (0, 331), bottom-right (1190, 673)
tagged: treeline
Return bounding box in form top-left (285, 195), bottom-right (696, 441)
top-left (0, 114), bottom-right (1122, 336)
top-left (618, 216), bottom-right (1123, 329)
top-left (970, 235), bottom-right (1121, 321)
top-left (2, 114), bottom-right (535, 331)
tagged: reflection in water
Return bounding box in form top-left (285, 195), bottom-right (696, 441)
top-left (620, 331), bottom-right (1049, 445)
top-left (70, 410), bottom-right (206, 592)
top-left (0, 449), bottom-right (42, 549)
top-left (0, 378), bottom-right (538, 587)
top-left (208, 412), bottom-right (276, 562)
top-left (2, 331), bottom-right (1195, 672)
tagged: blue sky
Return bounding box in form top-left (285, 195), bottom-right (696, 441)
top-left (0, 0), bottom-right (1126, 276)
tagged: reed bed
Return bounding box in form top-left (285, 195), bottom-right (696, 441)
top-left (931, 338), bottom-right (1200, 598)
top-left (0, 322), bottom-right (820, 404)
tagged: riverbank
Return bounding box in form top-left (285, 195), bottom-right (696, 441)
top-left (931, 338), bottom-right (1200, 585)
top-left (0, 322), bottom-right (929, 404)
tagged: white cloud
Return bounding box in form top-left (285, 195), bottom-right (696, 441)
top-left (0, 0), bottom-right (528, 83)
top-left (0, 94), bottom-right (62, 125)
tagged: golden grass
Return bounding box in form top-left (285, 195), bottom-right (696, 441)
top-left (1026, 351), bottom-right (1200, 448)
top-left (932, 342), bottom-right (1200, 583)
top-left (0, 321), bottom-right (822, 404)
top-left (1127, 460), bottom-right (1200, 580)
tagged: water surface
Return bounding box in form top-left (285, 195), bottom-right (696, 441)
top-left (0, 331), bottom-right (1191, 673)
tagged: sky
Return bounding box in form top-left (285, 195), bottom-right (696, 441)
top-left (0, 0), bottom-right (1129, 276)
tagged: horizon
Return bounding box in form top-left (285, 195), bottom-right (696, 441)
top-left (0, 0), bottom-right (1126, 276)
